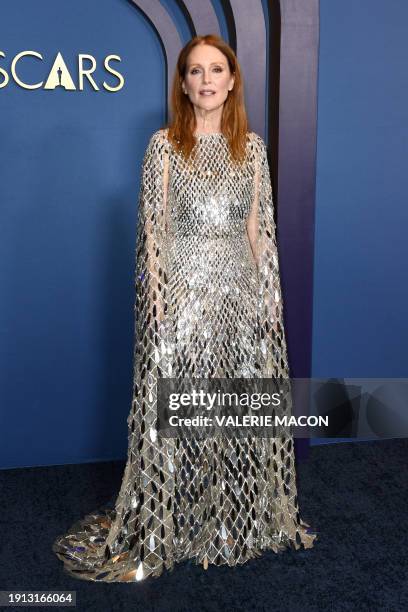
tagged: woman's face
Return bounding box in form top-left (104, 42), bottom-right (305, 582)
top-left (182, 44), bottom-right (235, 115)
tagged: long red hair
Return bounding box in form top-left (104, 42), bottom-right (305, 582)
top-left (165, 35), bottom-right (249, 165)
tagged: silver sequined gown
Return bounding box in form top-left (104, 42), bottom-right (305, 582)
top-left (52, 129), bottom-right (317, 582)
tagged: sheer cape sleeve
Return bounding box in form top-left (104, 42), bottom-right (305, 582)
top-left (133, 129), bottom-right (172, 390)
top-left (103, 131), bottom-right (176, 577)
top-left (126, 128), bottom-right (174, 436)
top-left (249, 134), bottom-right (291, 381)
top-left (247, 136), bottom-right (317, 549)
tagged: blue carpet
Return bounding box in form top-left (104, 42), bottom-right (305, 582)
top-left (1, 439), bottom-right (407, 611)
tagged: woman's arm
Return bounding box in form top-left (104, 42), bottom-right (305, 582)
top-left (246, 169), bottom-right (260, 268)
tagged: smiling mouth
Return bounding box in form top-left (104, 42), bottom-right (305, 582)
top-left (199, 90), bottom-right (216, 96)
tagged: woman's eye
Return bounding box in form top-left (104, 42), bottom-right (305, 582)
top-left (190, 67), bottom-right (222, 74)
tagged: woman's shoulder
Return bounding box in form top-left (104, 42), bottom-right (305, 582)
top-left (142, 129), bottom-right (170, 159)
top-left (146, 128), bottom-right (169, 146)
top-left (247, 131), bottom-right (266, 150)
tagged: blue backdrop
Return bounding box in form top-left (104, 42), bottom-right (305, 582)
top-left (0, 0), bottom-right (406, 468)
top-left (0, 0), bottom-right (166, 468)
top-left (310, 0), bottom-right (408, 445)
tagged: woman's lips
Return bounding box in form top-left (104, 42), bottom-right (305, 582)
top-left (199, 90), bottom-right (216, 95)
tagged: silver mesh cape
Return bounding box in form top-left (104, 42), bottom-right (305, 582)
top-left (52, 129), bottom-right (317, 582)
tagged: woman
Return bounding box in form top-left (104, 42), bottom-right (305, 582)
top-left (53, 34), bottom-right (317, 583)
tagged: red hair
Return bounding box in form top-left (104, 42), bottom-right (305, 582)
top-left (165, 35), bottom-right (249, 164)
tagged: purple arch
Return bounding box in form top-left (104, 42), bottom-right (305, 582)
top-left (130, 0), bottom-right (182, 110)
top-left (228, 0), bottom-right (267, 138)
top-left (182, 0), bottom-right (220, 37)
top-left (278, 0), bottom-right (319, 378)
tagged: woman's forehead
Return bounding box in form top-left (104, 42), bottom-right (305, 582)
top-left (187, 45), bottom-right (227, 66)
